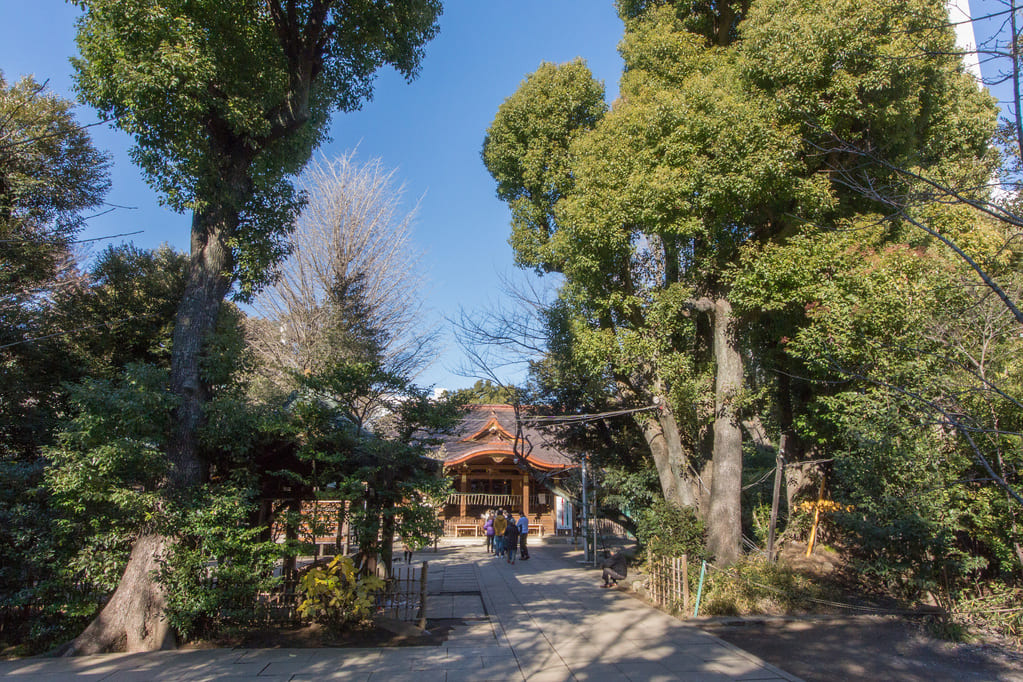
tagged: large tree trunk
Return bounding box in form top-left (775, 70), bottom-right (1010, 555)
top-left (59, 535), bottom-right (174, 655)
top-left (637, 406), bottom-right (700, 508)
top-left (64, 207), bottom-right (236, 654)
top-left (166, 210), bottom-right (234, 487)
top-left (705, 297), bottom-right (743, 566)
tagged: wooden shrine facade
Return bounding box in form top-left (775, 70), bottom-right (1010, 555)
top-left (432, 404), bottom-right (577, 537)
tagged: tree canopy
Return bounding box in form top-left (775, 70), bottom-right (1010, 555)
top-left (484, 0), bottom-right (1001, 566)
top-left (62, 0), bottom-right (444, 654)
top-left (73, 0), bottom-right (442, 296)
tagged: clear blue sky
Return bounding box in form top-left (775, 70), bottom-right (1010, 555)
top-left (0, 1), bottom-right (626, 392)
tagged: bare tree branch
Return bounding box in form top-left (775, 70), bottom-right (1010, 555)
top-left (248, 151), bottom-right (438, 393)
top-left (449, 271), bottom-right (557, 384)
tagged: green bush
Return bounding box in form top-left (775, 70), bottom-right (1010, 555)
top-left (157, 486), bottom-right (281, 642)
top-left (635, 499), bottom-right (707, 559)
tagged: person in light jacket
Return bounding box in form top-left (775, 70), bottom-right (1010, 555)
top-left (483, 511), bottom-right (495, 554)
top-left (494, 509), bottom-right (508, 557)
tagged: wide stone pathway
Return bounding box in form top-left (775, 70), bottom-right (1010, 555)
top-left (0, 542), bottom-right (801, 681)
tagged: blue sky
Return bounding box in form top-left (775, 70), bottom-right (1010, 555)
top-left (0, 1), bottom-right (627, 391)
top-left (0, 1), bottom-right (1012, 391)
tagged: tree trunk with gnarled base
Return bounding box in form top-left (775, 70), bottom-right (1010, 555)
top-left (62, 207), bottom-right (234, 655)
top-left (64, 0), bottom-right (442, 653)
top-left (59, 535), bottom-right (175, 655)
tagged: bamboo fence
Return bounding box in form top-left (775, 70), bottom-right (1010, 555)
top-left (646, 551), bottom-right (691, 616)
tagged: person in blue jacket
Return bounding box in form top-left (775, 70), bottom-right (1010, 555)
top-left (515, 511), bottom-right (530, 560)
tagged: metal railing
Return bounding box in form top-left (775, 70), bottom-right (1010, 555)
top-left (375, 562), bottom-right (428, 628)
top-left (256, 561), bottom-right (429, 627)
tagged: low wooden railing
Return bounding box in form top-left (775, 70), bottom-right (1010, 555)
top-left (445, 493), bottom-right (522, 507)
top-left (646, 552), bottom-right (692, 616)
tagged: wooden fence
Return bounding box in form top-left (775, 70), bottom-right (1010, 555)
top-left (646, 552), bottom-right (691, 616)
top-left (256, 578), bottom-right (301, 625)
top-left (594, 518), bottom-right (630, 538)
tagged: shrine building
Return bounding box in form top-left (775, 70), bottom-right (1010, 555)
top-left (433, 404), bottom-right (577, 537)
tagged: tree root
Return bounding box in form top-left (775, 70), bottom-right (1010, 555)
top-left (59, 534), bottom-right (176, 656)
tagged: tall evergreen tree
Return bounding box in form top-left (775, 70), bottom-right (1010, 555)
top-left (68, 0), bottom-right (442, 653)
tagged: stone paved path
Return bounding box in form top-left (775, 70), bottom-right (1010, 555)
top-left (0, 542), bottom-right (801, 681)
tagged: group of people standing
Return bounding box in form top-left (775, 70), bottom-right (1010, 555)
top-left (482, 509), bottom-right (530, 563)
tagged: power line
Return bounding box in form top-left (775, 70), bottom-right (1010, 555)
top-left (0, 314), bottom-right (158, 350)
top-left (0, 230), bottom-right (144, 245)
top-left (518, 404), bottom-right (659, 426)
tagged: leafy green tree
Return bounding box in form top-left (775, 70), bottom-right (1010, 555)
top-left (728, 0), bottom-right (1022, 592)
top-left (42, 354), bottom-right (278, 649)
top-left (484, 0), bottom-right (995, 564)
top-left (53, 244), bottom-right (188, 376)
top-left (0, 75), bottom-right (112, 652)
top-left (449, 379), bottom-right (520, 405)
top-left (734, 212), bottom-right (1023, 593)
top-left (0, 73), bottom-right (110, 306)
top-left (0, 73), bottom-right (110, 460)
top-left (482, 59), bottom-right (607, 272)
top-left (68, 0), bottom-right (442, 652)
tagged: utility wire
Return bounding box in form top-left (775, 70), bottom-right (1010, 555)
top-left (0, 230), bottom-right (144, 245)
top-left (519, 404), bottom-right (659, 425)
top-left (0, 314), bottom-right (158, 350)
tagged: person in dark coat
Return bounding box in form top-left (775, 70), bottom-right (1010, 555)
top-left (503, 514), bottom-right (520, 564)
top-left (601, 551), bottom-right (628, 587)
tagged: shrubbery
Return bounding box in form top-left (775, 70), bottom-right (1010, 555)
top-left (635, 499), bottom-right (707, 560)
top-left (297, 556), bottom-right (385, 634)
top-left (700, 557), bottom-right (827, 616)
top-left (157, 486), bottom-right (281, 641)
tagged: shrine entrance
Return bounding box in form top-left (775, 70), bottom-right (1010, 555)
top-left (431, 405), bottom-right (576, 537)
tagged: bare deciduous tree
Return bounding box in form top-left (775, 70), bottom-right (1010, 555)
top-left (248, 152), bottom-right (438, 396)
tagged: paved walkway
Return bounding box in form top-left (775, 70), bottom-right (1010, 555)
top-left (0, 542), bottom-right (801, 681)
